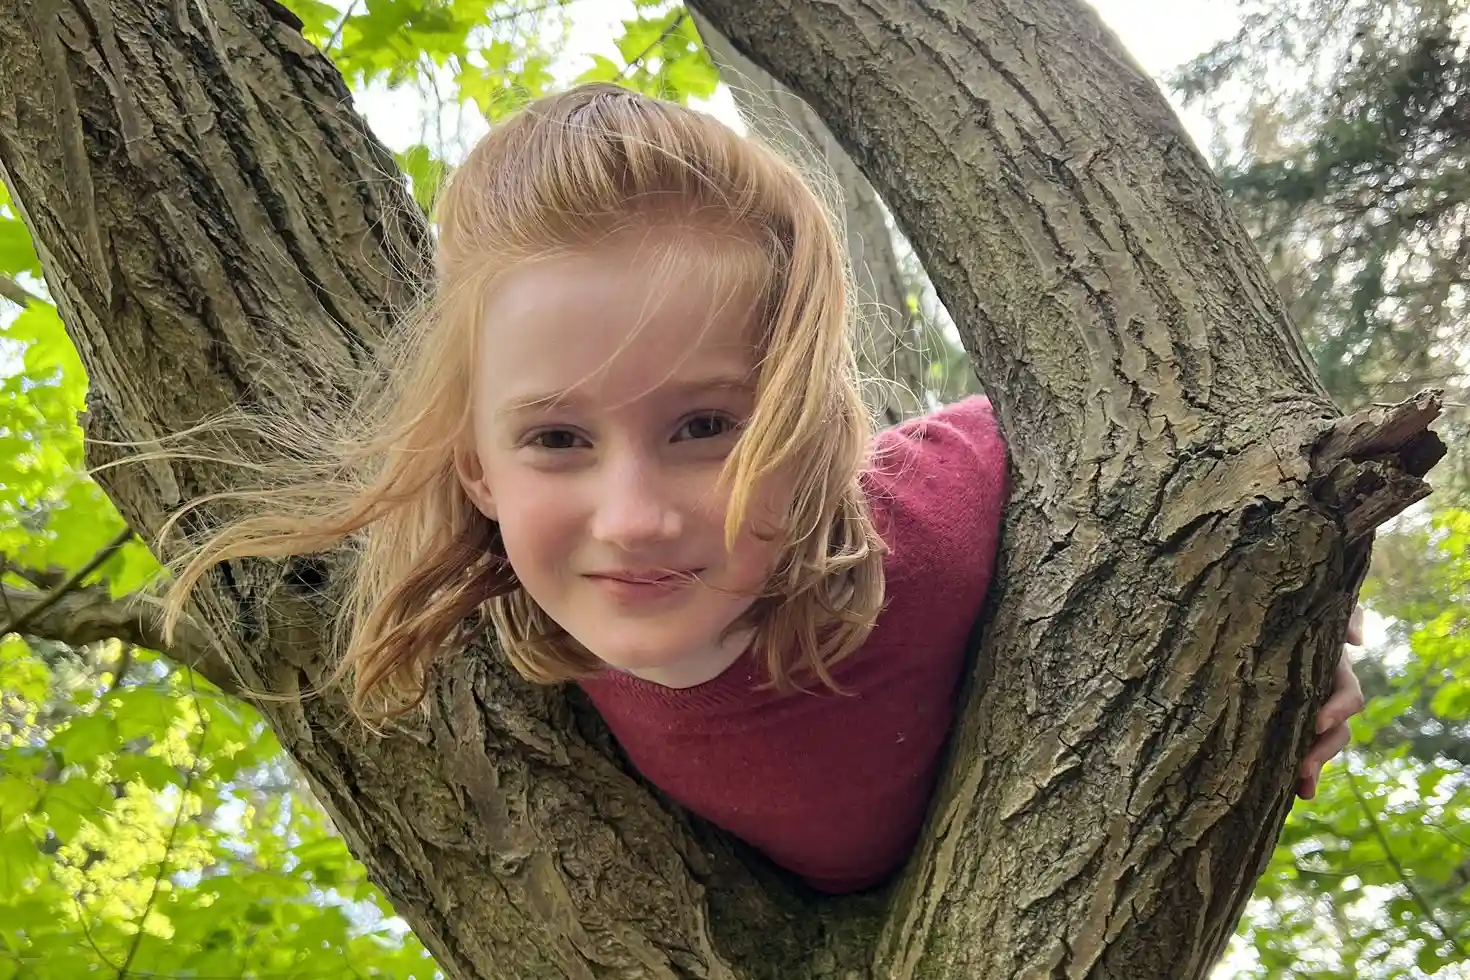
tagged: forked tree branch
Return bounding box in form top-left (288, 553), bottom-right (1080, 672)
top-left (0, 0), bottom-right (1444, 978)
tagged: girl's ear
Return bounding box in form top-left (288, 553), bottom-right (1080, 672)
top-left (454, 446), bottom-right (498, 521)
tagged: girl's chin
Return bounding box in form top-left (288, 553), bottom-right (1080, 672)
top-left (593, 645), bottom-right (745, 689)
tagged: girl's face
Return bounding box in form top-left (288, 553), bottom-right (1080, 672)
top-left (458, 241), bottom-right (788, 688)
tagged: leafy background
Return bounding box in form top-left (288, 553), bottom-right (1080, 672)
top-left (0, 0), bottom-right (1466, 976)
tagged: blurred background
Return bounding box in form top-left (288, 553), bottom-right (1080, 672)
top-left (0, 1), bottom-right (1466, 976)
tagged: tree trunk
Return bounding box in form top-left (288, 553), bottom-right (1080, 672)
top-left (0, 1), bottom-right (1441, 978)
top-left (689, 11), bottom-right (927, 424)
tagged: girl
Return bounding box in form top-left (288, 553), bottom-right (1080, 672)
top-left (163, 83), bottom-right (1364, 894)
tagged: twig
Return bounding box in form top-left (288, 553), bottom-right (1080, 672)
top-left (420, 53), bottom-right (446, 150)
top-left (323, 0), bottom-right (360, 53)
top-left (1347, 768), bottom-right (1467, 959)
top-left (73, 894), bottom-right (123, 972)
top-left (620, 11), bottom-right (687, 79)
top-left (116, 718), bottom-right (208, 979)
top-left (486, 0), bottom-right (578, 26)
top-left (1, 528), bottom-right (135, 638)
top-left (0, 273), bottom-right (43, 308)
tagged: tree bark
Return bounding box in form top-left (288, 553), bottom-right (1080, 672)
top-left (0, 2), bottom-right (1442, 980)
top-left (689, 11), bottom-right (926, 424)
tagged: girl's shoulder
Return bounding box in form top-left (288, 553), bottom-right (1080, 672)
top-left (887, 394), bottom-right (1003, 449)
top-left (861, 396), bottom-right (1010, 585)
top-left (863, 395), bottom-right (1009, 501)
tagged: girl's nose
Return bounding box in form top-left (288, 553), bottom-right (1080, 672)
top-left (589, 458), bottom-right (683, 549)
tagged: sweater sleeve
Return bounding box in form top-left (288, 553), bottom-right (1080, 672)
top-left (865, 396), bottom-right (1010, 614)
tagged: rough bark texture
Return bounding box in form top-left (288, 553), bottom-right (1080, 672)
top-left (690, 11), bottom-right (926, 424)
top-left (0, 1), bottom-right (1442, 979)
top-left (685, 2), bottom-right (1443, 976)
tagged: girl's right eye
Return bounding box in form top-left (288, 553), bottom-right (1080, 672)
top-left (525, 429), bottom-right (589, 451)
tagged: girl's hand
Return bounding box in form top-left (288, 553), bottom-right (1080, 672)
top-left (1297, 605), bottom-right (1366, 800)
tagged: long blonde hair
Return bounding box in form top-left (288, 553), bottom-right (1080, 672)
top-left (159, 83), bottom-right (885, 721)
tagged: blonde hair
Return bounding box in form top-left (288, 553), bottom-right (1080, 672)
top-left (159, 83), bottom-right (885, 721)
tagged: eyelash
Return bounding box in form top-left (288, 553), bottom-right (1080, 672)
top-left (522, 412), bottom-right (741, 451)
top-left (675, 412), bottom-right (740, 441)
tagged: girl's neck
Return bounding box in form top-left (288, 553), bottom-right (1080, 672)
top-left (618, 628), bottom-right (754, 689)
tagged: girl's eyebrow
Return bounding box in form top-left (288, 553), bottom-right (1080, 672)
top-left (495, 374), bottom-right (757, 419)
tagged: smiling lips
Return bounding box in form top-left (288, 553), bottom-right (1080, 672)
top-left (585, 569), bottom-right (703, 601)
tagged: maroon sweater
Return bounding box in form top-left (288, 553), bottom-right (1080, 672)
top-left (577, 397), bottom-right (1008, 893)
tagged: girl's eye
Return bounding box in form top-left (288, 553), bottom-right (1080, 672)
top-left (527, 429), bottom-right (587, 450)
top-left (676, 413), bottom-right (739, 441)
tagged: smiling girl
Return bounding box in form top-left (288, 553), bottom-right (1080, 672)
top-left (162, 83), bottom-right (1364, 893)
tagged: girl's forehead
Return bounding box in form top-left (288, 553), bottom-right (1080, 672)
top-left (476, 249), bottom-right (764, 413)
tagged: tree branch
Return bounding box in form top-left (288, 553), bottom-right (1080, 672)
top-left (0, 5), bottom-right (841, 977)
top-left (1, 528), bottom-right (136, 637)
top-left (1313, 390), bottom-right (1446, 541)
top-left (1316, 388), bottom-right (1446, 475)
top-left (0, 0), bottom-right (1443, 978)
top-left (686, 2), bottom-right (1438, 976)
top-left (0, 579), bottom-right (238, 697)
top-left (0, 272), bottom-right (43, 307)
top-left (322, 0), bottom-right (359, 52)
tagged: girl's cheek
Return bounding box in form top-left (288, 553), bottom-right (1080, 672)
top-left (495, 470), bottom-right (567, 541)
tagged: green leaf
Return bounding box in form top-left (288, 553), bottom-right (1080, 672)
top-left (0, 827), bottom-right (39, 895)
top-left (457, 47), bottom-right (554, 122)
top-left (395, 144), bottom-right (448, 217)
top-left (14, 303), bottom-right (85, 382)
top-left (49, 712), bottom-right (119, 768)
top-left (1430, 677), bottom-right (1470, 719)
top-left (280, 0), bottom-right (340, 41)
top-left (0, 214), bottom-right (40, 279)
top-left (616, 16), bottom-right (670, 64)
top-left (113, 754), bottom-right (186, 791)
top-left (108, 685), bottom-right (187, 742)
top-left (665, 52), bottom-right (719, 101)
top-left (103, 536), bottom-right (164, 598)
top-left (39, 776), bottom-right (112, 842)
top-left (243, 902), bottom-right (275, 926)
top-left (577, 54), bottom-right (623, 84)
top-left (0, 636), bottom-right (50, 704)
top-left (0, 777), bottom-right (43, 832)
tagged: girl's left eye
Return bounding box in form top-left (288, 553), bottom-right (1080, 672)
top-left (526, 428), bottom-right (588, 450)
top-left (675, 413), bottom-right (739, 441)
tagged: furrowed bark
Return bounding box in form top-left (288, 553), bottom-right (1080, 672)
top-left (685, 1), bottom-right (1443, 976)
top-left (0, 0), bottom-right (1443, 978)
